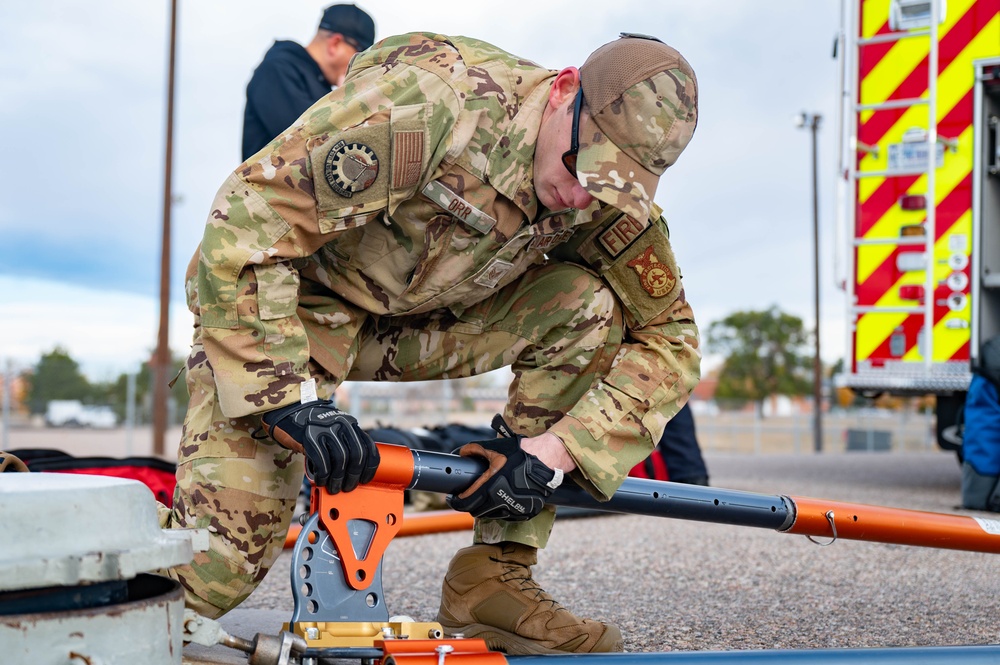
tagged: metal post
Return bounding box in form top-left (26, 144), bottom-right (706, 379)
top-left (798, 112), bottom-right (824, 453)
top-left (2, 359), bottom-right (11, 450)
top-left (811, 114), bottom-right (823, 453)
top-left (753, 407), bottom-right (761, 455)
top-left (152, 0), bottom-right (178, 456)
top-left (126, 371), bottom-right (137, 456)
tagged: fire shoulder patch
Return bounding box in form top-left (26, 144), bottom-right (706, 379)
top-left (604, 220), bottom-right (682, 327)
top-left (598, 214), bottom-right (648, 258)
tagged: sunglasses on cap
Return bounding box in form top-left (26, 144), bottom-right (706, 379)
top-left (561, 87), bottom-right (584, 179)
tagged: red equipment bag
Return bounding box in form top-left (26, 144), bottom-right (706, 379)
top-left (629, 447), bottom-right (670, 481)
top-left (628, 404), bottom-right (710, 484)
top-left (6, 448), bottom-right (178, 507)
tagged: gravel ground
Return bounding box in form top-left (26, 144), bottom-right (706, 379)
top-left (238, 450), bottom-right (1000, 653)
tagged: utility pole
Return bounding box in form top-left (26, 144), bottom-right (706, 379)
top-left (2, 360), bottom-right (12, 451)
top-left (797, 112), bottom-right (824, 453)
top-left (152, 0), bottom-right (178, 457)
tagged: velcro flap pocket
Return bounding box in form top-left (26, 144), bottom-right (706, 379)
top-left (576, 379), bottom-right (644, 443)
top-left (605, 358), bottom-right (670, 405)
top-left (575, 359), bottom-right (673, 442)
top-left (199, 172), bottom-right (292, 329)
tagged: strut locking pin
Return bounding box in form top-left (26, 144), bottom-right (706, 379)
top-left (436, 644), bottom-right (455, 665)
top-left (805, 510), bottom-right (838, 546)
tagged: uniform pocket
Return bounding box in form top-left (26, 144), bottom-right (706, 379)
top-left (177, 341), bottom-right (261, 465)
top-left (255, 261), bottom-right (299, 320)
top-left (576, 362), bottom-right (673, 443)
top-left (575, 380), bottom-right (645, 443)
top-left (345, 222), bottom-right (408, 272)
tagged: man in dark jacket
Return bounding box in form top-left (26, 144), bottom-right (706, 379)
top-left (659, 403), bottom-right (709, 485)
top-left (242, 4), bottom-right (375, 161)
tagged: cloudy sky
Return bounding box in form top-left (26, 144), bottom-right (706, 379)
top-left (0, 0), bottom-right (845, 381)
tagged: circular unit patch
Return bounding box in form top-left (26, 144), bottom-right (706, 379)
top-left (324, 140), bottom-right (379, 198)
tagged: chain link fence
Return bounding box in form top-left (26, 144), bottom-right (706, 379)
top-left (691, 403), bottom-right (936, 454)
top-left (342, 379), bottom-right (939, 455)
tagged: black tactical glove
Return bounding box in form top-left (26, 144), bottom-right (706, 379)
top-left (447, 415), bottom-right (563, 521)
top-left (260, 400), bottom-right (379, 494)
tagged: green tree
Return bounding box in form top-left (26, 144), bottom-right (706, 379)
top-left (707, 307), bottom-right (813, 413)
top-left (25, 347), bottom-right (93, 414)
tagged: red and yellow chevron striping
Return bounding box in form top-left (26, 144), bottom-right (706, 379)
top-left (852, 0), bottom-right (999, 371)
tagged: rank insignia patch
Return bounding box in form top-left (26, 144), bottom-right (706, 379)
top-left (474, 259), bottom-right (515, 288)
top-left (324, 140), bottom-right (380, 197)
top-left (627, 245), bottom-right (675, 297)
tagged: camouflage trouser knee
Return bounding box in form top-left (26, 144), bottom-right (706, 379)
top-left (158, 341), bottom-right (305, 618)
top-left (349, 262), bottom-right (623, 548)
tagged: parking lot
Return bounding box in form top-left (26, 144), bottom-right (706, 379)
top-left (9, 426), bottom-right (998, 656)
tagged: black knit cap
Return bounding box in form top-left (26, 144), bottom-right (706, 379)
top-left (318, 4), bottom-right (375, 51)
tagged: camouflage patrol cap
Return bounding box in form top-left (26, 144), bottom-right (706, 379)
top-left (577, 33), bottom-right (698, 221)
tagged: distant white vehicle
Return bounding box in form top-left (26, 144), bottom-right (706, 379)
top-left (45, 400), bottom-right (117, 429)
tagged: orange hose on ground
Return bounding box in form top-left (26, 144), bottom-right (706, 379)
top-left (284, 509), bottom-right (473, 549)
top-left (398, 509), bottom-right (475, 536)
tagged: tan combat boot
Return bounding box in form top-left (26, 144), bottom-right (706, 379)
top-left (436, 542), bottom-right (623, 655)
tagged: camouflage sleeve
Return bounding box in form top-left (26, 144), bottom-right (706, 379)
top-left (547, 208), bottom-right (701, 500)
top-left (198, 56), bottom-right (460, 418)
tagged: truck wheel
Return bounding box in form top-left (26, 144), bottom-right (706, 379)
top-left (936, 392), bottom-right (966, 462)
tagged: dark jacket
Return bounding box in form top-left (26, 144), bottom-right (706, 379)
top-left (658, 403), bottom-right (709, 483)
top-left (242, 40), bottom-right (332, 161)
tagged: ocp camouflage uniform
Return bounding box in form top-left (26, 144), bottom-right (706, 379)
top-left (159, 32), bottom-right (700, 618)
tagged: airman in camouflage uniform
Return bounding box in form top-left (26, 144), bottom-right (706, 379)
top-left (159, 32), bottom-right (700, 654)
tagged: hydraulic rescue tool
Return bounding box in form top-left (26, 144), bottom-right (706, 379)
top-left (278, 442), bottom-right (1000, 662)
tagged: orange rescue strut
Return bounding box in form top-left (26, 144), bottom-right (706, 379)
top-left (283, 443), bottom-right (1000, 660)
top-left (288, 443), bottom-right (1000, 556)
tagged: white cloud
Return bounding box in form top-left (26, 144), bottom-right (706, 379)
top-left (0, 0), bottom-right (850, 378)
top-left (0, 276), bottom-right (194, 381)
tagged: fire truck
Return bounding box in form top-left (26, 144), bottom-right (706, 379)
top-left (837, 0), bottom-right (1000, 449)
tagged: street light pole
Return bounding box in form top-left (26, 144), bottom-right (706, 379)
top-left (798, 112), bottom-right (823, 453)
top-left (152, 0), bottom-right (178, 457)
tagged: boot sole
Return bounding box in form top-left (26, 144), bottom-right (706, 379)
top-left (440, 622), bottom-right (624, 655)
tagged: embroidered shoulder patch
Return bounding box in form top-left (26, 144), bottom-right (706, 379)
top-left (627, 246), bottom-right (676, 297)
top-left (603, 221), bottom-right (682, 327)
top-left (309, 123), bottom-right (390, 214)
top-left (324, 141), bottom-right (379, 197)
top-left (392, 130), bottom-right (423, 190)
top-left (599, 214), bottom-right (648, 257)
